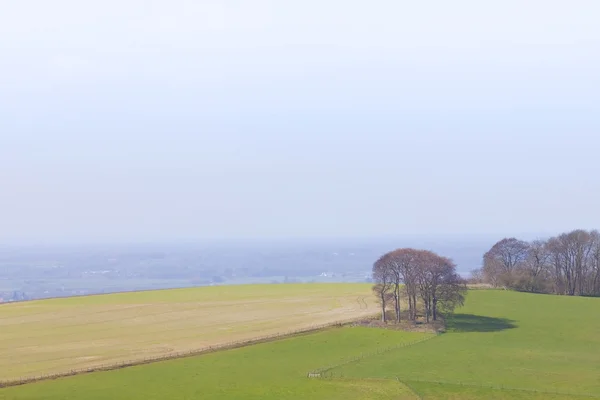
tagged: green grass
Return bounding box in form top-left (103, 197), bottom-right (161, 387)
top-left (3, 288), bottom-right (600, 399)
top-left (0, 327), bottom-right (426, 400)
top-left (406, 381), bottom-right (598, 400)
top-left (334, 290), bottom-right (600, 398)
top-left (0, 283), bottom-right (376, 380)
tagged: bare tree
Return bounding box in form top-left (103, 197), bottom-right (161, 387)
top-left (374, 248), bottom-right (466, 324)
top-left (436, 271), bottom-right (468, 317)
top-left (372, 255), bottom-right (394, 322)
top-left (384, 254), bottom-right (403, 323)
top-left (547, 230), bottom-right (594, 296)
top-left (590, 230), bottom-right (600, 295)
top-left (511, 239), bottom-right (552, 293)
top-left (484, 238), bottom-right (530, 273)
top-left (468, 268), bottom-right (484, 284)
top-left (388, 248), bottom-right (420, 321)
top-left (481, 257), bottom-right (504, 288)
top-left (483, 238), bottom-right (530, 287)
top-left (415, 250), bottom-right (435, 323)
top-left (483, 229), bottom-right (600, 297)
top-left (415, 250), bottom-right (449, 322)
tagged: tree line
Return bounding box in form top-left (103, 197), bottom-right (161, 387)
top-left (372, 248), bottom-right (467, 323)
top-left (472, 229), bottom-right (600, 296)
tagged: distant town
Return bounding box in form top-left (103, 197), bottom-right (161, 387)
top-left (0, 237), bottom-right (488, 302)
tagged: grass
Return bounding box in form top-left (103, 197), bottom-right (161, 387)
top-left (0, 327), bottom-right (427, 400)
top-left (406, 381), bottom-right (598, 400)
top-left (3, 288), bottom-right (600, 399)
top-left (334, 290), bottom-right (600, 398)
top-left (0, 283), bottom-right (376, 380)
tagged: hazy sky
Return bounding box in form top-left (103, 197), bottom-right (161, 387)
top-left (1, 0), bottom-right (599, 243)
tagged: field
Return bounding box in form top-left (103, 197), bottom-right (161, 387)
top-left (0, 283), bottom-right (375, 380)
top-left (2, 287), bottom-right (600, 399)
top-left (334, 290), bottom-right (600, 398)
top-left (0, 326), bottom-right (428, 400)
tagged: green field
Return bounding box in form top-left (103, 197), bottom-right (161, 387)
top-left (0, 283), bottom-right (376, 380)
top-left (0, 327), bottom-right (427, 400)
top-left (334, 290), bottom-right (600, 399)
top-left (2, 287), bottom-right (600, 399)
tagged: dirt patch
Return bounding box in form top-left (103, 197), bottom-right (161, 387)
top-left (352, 316), bottom-right (445, 334)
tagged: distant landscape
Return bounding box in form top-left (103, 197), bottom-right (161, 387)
top-left (3, 234), bottom-right (600, 399)
top-left (2, 0), bottom-right (596, 398)
top-left (0, 236), bottom-right (492, 302)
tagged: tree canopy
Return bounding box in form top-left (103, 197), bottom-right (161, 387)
top-left (372, 248), bottom-right (466, 323)
top-left (475, 229), bottom-right (600, 296)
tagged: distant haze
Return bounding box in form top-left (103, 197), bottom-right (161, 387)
top-left (1, 1), bottom-right (599, 244)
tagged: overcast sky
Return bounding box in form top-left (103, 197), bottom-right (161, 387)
top-left (1, 0), bottom-right (599, 244)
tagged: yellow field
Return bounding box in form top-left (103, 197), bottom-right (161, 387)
top-left (0, 283), bottom-right (375, 381)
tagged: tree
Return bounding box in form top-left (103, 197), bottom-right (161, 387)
top-left (483, 238), bottom-right (530, 288)
top-left (373, 248), bottom-right (466, 323)
top-left (484, 238), bottom-right (529, 273)
top-left (589, 230), bottom-right (600, 295)
top-left (468, 268), bottom-right (484, 284)
top-left (547, 230), bottom-right (595, 296)
top-left (387, 248), bottom-right (420, 321)
top-left (482, 229), bottom-right (600, 297)
top-left (515, 239), bottom-right (552, 293)
top-left (481, 258), bottom-right (503, 288)
top-left (372, 255), bottom-right (394, 322)
top-left (384, 253), bottom-right (403, 323)
top-left (436, 271), bottom-right (467, 317)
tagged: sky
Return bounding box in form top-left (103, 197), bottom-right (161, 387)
top-left (1, 0), bottom-right (599, 244)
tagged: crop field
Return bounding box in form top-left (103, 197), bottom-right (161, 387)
top-left (0, 283), bottom-right (375, 381)
top-left (2, 288), bottom-right (600, 399)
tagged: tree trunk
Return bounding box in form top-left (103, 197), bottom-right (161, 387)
top-left (432, 298), bottom-right (438, 321)
top-left (380, 294), bottom-right (386, 322)
top-left (392, 284), bottom-right (400, 323)
top-left (413, 294), bottom-right (417, 321)
top-left (395, 286), bottom-right (401, 323)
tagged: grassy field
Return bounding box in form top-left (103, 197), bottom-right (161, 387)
top-left (0, 327), bottom-right (428, 400)
top-left (0, 283), bottom-right (376, 380)
top-left (3, 288), bottom-right (600, 399)
top-left (333, 290), bottom-right (600, 398)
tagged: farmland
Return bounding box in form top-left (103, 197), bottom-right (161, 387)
top-left (2, 287), bottom-right (600, 399)
top-left (334, 290), bottom-right (600, 398)
top-left (0, 326), bottom-right (428, 400)
top-left (0, 283), bottom-right (375, 381)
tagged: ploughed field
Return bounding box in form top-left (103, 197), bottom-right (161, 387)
top-left (0, 283), bottom-right (375, 381)
top-left (2, 288), bottom-right (600, 399)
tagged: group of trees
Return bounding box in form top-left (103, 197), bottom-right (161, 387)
top-left (372, 248), bottom-right (467, 323)
top-left (472, 229), bottom-right (600, 296)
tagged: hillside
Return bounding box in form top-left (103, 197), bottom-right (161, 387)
top-left (335, 290), bottom-right (600, 398)
top-left (2, 289), bottom-right (600, 399)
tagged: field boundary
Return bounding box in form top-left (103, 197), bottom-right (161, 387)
top-left (401, 377), bottom-right (600, 398)
top-left (396, 376), bottom-right (424, 400)
top-left (0, 315), bottom-right (375, 389)
top-left (307, 332), bottom-right (440, 377)
top-left (316, 375), bottom-right (600, 399)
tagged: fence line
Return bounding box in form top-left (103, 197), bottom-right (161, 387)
top-left (307, 333), bottom-right (440, 377)
top-left (0, 315), bottom-right (375, 389)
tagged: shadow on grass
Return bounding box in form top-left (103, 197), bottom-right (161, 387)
top-left (446, 313), bottom-right (517, 333)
